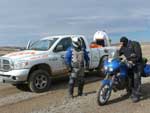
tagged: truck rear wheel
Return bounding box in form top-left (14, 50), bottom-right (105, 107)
top-left (98, 56), bottom-right (108, 77)
top-left (28, 69), bottom-right (51, 93)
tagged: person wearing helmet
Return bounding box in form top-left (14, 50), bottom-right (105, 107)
top-left (119, 36), bottom-right (143, 103)
top-left (65, 36), bottom-right (89, 98)
top-left (90, 31), bottom-right (110, 48)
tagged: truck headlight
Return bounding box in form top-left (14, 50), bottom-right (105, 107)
top-left (13, 61), bottom-right (29, 69)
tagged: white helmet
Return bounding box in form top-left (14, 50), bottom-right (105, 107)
top-left (72, 36), bottom-right (82, 48)
top-left (93, 31), bottom-right (108, 42)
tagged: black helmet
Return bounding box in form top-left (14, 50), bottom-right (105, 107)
top-left (120, 36), bottom-right (128, 47)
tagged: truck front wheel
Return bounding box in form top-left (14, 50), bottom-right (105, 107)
top-left (28, 69), bottom-right (51, 93)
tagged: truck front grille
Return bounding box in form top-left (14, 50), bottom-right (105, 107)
top-left (0, 58), bottom-right (11, 72)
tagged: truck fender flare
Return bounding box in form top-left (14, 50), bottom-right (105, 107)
top-left (27, 63), bottom-right (52, 81)
top-left (99, 55), bottom-right (108, 66)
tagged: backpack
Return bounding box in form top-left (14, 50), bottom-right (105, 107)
top-left (131, 41), bottom-right (142, 62)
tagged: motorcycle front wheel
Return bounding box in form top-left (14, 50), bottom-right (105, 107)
top-left (97, 84), bottom-right (111, 105)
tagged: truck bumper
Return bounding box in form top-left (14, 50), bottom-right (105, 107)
top-left (0, 69), bottom-right (30, 84)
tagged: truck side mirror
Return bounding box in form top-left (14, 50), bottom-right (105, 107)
top-left (26, 40), bottom-right (31, 50)
top-left (26, 40), bottom-right (37, 50)
top-left (55, 45), bottom-right (64, 52)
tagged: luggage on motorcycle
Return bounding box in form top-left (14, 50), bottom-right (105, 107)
top-left (143, 64), bottom-right (150, 77)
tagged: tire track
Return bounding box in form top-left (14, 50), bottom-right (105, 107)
top-left (0, 88), bottom-right (67, 113)
top-left (0, 86), bottom-right (22, 98)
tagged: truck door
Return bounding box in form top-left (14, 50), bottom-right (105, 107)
top-left (53, 37), bottom-right (72, 75)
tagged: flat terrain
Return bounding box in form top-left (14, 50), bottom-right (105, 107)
top-left (0, 44), bottom-right (150, 113)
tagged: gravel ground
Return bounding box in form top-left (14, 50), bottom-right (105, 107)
top-left (30, 77), bottom-right (150, 113)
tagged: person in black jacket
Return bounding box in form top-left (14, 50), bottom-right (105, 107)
top-left (119, 36), bottom-right (143, 102)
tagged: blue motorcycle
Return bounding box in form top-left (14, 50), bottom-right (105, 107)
top-left (97, 56), bottom-right (150, 105)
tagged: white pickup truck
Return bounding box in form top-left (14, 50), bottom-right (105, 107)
top-left (0, 35), bottom-right (117, 92)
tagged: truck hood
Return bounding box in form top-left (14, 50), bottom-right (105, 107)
top-left (2, 50), bottom-right (49, 61)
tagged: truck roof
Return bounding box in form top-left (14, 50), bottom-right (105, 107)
top-left (42, 35), bottom-right (85, 40)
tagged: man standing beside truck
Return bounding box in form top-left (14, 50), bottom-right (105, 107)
top-left (119, 36), bottom-right (143, 102)
top-left (65, 36), bottom-right (89, 98)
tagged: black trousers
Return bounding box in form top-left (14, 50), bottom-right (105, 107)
top-left (68, 67), bottom-right (85, 96)
top-left (129, 63), bottom-right (142, 97)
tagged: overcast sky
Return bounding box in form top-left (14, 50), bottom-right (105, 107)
top-left (0, 0), bottom-right (150, 46)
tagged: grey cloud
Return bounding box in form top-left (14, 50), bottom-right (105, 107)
top-left (0, 0), bottom-right (150, 46)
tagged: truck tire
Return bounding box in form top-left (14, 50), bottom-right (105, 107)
top-left (28, 69), bottom-right (51, 93)
top-left (98, 56), bottom-right (108, 77)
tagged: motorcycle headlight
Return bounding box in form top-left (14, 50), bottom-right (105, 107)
top-left (13, 61), bottom-right (29, 70)
top-left (104, 66), bottom-right (108, 70)
top-left (108, 67), bottom-right (113, 72)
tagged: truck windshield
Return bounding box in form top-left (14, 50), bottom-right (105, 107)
top-left (28, 38), bottom-right (58, 51)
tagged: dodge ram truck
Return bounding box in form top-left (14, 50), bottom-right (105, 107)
top-left (0, 35), bottom-right (117, 92)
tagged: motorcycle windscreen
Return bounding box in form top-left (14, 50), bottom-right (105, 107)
top-left (144, 64), bottom-right (150, 77)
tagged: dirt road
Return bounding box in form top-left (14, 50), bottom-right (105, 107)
top-left (0, 75), bottom-right (150, 113)
top-left (0, 44), bottom-right (150, 113)
top-left (0, 75), bottom-right (101, 113)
